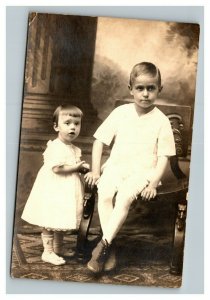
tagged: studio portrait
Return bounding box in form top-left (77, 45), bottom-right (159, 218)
top-left (10, 12), bottom-right (200, 288)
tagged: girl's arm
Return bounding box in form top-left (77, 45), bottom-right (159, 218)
top-left (84, 139), bottom-right (104, 187)
top-left (141, 156), bottom-right (169, 200)
top-left (52, 160), bottom-right (86, 175)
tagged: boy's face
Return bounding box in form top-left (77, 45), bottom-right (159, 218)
top-left (54, 110), bottom-right (81, 144)
top-left (129, 74), bottom-right (162, 112)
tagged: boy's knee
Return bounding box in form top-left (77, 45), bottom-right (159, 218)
top-left (98, 187), bottom-right (116, 205)
top-left (115, 192), bottom-right (136, 210)
top-left (117, 178), bottom-right (147, 203)
top-left (98, 197), bottom-right (113, 207)
top-left (118, 184), bottom-right (139, 200)
top-left (98, 190), bottom-right (116, 206)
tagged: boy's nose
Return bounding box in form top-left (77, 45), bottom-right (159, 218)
top-left (143, 88), bottom-right (149, 97)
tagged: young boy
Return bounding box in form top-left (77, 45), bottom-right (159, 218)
top-left (84, 62), bottom-right (176, 273)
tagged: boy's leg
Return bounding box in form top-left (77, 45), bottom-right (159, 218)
top-left (102, 177), bottom-right (148, 244)
top-left (87, 176), bottom-right (147, 273)
top-left (97, 177), bottom-right (117, 233)
top-left (87, 176), bottom-right (117, 273)
top-left (101, 178), bottom-right (147, 271)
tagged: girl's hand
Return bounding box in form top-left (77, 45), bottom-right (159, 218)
top-left (77, 162), bottom-right (90, 174)
top-left (84, 172), bottom-right (100, 188)
top-left (141, 185), bottom-right (157, 201)
top-left (75, 161), bottom-right (86, 172)
top-left (53, 161), bottom-right (89, 175)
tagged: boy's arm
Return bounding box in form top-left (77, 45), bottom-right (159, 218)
top-left (84, 139), bottom-right (104, 187)
top-left (141, 156), bottom-right (168, 200)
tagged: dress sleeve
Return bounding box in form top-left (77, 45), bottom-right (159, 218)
top-left (74, 146), bottom-right (82, 163)
top-left (157, 118), bottom-right (176, 157)
top-left (43, 140), bottom-right (67, 168)
top-left (93, 107), bottom-right (120, 146)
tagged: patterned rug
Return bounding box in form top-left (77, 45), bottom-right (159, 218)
top-left (11, 231), bottom-right (182, 288)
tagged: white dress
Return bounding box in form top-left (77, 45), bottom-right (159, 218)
top-left (21, 138), bottom-right (84, 230)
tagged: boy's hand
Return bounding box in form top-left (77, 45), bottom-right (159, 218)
top-left (84, 172), bottom-right (100, 187)
top-left (141, 185), bottom-right (157, 201)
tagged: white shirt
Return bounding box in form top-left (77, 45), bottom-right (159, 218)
top-left (94, 103), bottom-right (176, 177)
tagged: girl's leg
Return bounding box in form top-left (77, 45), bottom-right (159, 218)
top-left (53, 231), bottom-right (63, 254)
top-left (41, 229), bottom-right (66, 265)
top-left (53, 232), bottom-right (75, 257)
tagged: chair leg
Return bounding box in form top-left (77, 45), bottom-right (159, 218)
top-left (76, 185), bottom-right (96, 261)
top-left (170, 198), bottom-right (187, 275)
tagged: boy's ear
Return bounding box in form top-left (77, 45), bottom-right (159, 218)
top-left (159, 85), bottom-right (163, 93)
top-left (53, 122), bottom-right (59, 132)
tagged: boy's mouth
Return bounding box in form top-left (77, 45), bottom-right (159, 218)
top-left (141, 100), bottom-right (152, 104)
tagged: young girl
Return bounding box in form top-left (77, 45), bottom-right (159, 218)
top-left (21, 104), bottom-right (89, 265)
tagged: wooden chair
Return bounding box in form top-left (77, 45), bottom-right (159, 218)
top-left (76, 100), bottom-right (191, 276)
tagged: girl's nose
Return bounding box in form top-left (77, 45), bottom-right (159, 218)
top-left (70, 124), bottom-right (76, 130)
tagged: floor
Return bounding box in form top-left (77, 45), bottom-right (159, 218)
top-left (11, 229), bottom-right (182, 288)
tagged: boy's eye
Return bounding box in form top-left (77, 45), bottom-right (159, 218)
top-left (135, 85), bottom-right (157, 92)
top-left (136, 86), bottom-right (144, 91)
top-left (147, 85), bottom-right (156, 91)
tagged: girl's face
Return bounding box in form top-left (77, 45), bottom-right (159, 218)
top-left (54, 110), bottom-right (81, 144)
top-left (129, 74), bottom-right (162, 113)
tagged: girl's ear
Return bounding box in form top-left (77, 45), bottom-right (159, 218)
top-left (128, 85), bottom-right (133, 96)
top-left (53, 123), bottom-right (59, 132)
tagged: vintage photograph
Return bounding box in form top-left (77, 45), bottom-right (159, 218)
top-left (10, 12), bottom-right (200, 288)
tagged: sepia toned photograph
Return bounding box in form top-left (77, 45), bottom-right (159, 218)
top-left (10, 12), bottom-right (200, 288)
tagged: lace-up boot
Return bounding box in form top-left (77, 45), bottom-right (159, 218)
top-left (87, 239), bottom-right (110, 273)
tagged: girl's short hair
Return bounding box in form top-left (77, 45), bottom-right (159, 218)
top-left (53, 104), bottom-right (83, 125)
top-left (129, 62), bottom-right (161, 87)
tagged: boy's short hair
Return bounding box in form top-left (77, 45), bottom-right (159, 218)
top-left (53, 104), bottom-right (83, 125)
top-left (129, 62), bottom-right (161, 87)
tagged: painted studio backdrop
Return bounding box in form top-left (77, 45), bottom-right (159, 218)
top-left (11, 13), bottom-right (200, 287)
